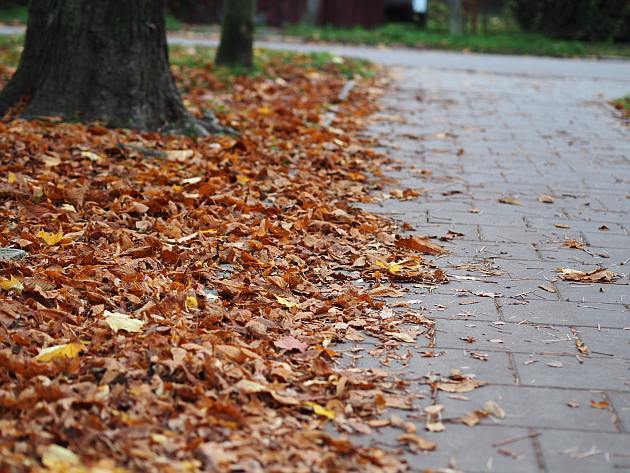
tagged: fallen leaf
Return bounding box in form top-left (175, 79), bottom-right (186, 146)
top-left (0, 275), bottom-right (24, 292)
top-left (37, 229), bottom-right (65, 246)
top-left (274, 336), bottom-right (308, 353)
top-left (538, 194), bottom-right (555, 203)
top-left (498, 197), bottom-right (521, 205)
top-left (397, 433), bottom-right (437, 451)
top-left (304, 402), bottom-right (336, 420)
top-left (556, 268), bottom-right (617, 283)
top-left (41, 444), bottom-right (80, 469)
top-left (35, 342), bottom-right (85, 362)
top-left (563, 239), bottom-right (587, 249)
top-left (275, 295), bottom-right (298, 308)
top-left (395, 236), bottom-right (446, 255)
top-left (484, 401), bottom-right (506, 418)
top-left (590, 400), bottom-right (609, 409)
top-left (185, 296), bottom-right (198, 309)
top-left (436, 379), bottom-right (487, 393)
top-left (386, 332), bottom-right (415, 343)
top-left (103, 311), bottom-right (145, 333)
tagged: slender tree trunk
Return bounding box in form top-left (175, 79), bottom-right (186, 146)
top-left (448, 0), bottom-right (463, 35)
top-left (0, 0), bottom-right (197, 131)
top-left (215, 0), bottom-right (255, 69)
top-left (303, 0), bottom-right (321, 25)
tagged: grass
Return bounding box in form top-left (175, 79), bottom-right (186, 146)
top-left (0, 34), bottom-right (374, 84)
top-left (169, 45), bottom-right (375, 80)
top-left (611, 96), bottom-right (630, 118)
top-left (0, 5), bottom-right (27, 24)
top-left (284, 23), bottom-right (630, 59)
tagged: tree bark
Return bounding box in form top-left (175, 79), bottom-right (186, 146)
top-left (215, 0), bottom-right (255, 69)
top-left (0, 0), bottom-right (198, 131)
top-left (448, 0), bottom-right (463, 35)
top-left (303, 0), bottom-right (321, 25)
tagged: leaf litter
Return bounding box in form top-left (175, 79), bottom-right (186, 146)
top-left (0, 47), bottom-right (461, 471)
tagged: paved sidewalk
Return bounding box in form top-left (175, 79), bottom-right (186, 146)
top-left (353, 56), bottom-right (630, 472)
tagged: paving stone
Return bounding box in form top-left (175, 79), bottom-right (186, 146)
top-left (437, 385), bottom-right (619, 433)
top-left (556, 282), bottom-right (629, 305)
top-left (608, 392), bottom-right (630, 432)
top-left (499, 299), bottom-right (630, 329)
top-left (538, 431), bottom-right (630, 473)
top-left (513, 353), bottom-right (630, 391)
top-left (577, 326), bottom-right (630, 359)
top-left (434, 318), bottom-right (577, 354)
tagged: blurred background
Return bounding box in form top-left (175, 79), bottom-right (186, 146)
top-left (0, 1), bottom-right (628, 56)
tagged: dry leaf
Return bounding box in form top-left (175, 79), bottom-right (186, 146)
top-left (35, 342), bottom-right (85, 362)
top-left (103, 311), bottom-right (145, 334)
top-left (275, 295), bottom-right (298, 308)
top-left (274, 336), bottom-right (308, 353)
top-left (498, 197), bottom-right (521, 205)
top-left (37, 229), bottom-right (65, 246)
top-left (398, 433), bottom-right (437, 451)
top-left (484, 401), bottom-right (506, 418)
top-left (556, 268), bottom-right (617, 283)
top-left (0, 275), bottom-right (24, 292)
top-left (395, 236), bottom-right (446, 255)
top-left (304, 402), bottom-right (336, 420)
top-left (436, 379), bottom-right (487, 393)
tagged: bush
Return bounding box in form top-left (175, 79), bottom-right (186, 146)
top-left (512, 0), bottom-right (629, 41)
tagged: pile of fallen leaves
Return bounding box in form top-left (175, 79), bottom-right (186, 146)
top-left (0, 45), bottom-right (446, 472)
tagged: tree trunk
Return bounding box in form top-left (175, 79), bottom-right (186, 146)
top-left (303, 0), bottom-right (321, 25)
top-left (215, 0), bottom-right (255, 69)
top-left (448, 0), bottom-right (463, 35)
top-left (0, 0), bottom-right (196, 131)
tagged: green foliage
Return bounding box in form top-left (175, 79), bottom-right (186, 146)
top-left (285, 23), bottom-right (630, 58)
top-left (511, 0), bottom-right (630, 41)
top-left (0, 4), bottom-right (27, 24)
top-left (165, 13), bottom-right (183, 31)
top-left (612, 95), bottom-right (630, 112)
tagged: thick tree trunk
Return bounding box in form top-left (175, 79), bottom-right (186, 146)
top-left (448, 0), bottom-right (463, 35)
top-left (0, 0), bottom-right (196, 131)
top-left (215, 0), bottom-right (255, 69)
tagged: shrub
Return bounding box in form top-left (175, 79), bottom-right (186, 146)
top-left (511, 0), bottom-right (629, 41)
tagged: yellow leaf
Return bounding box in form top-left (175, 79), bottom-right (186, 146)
top-left (80, 151), bottom-right (102, 162)
top-left (103, 311), bottom-right (145, 333)
top-left (35, 342), bottom-right (85, 362)
top-left (0, 275), bottom-right (24, 292)
top-left (41, 444), bottom-right (80, 469)
top-left (257, 106), bottom-right (271, 115)
top-left (8, 172), bottom-right (16, 184)
top-left (304, 401), bottom-right (336, 420)
top-left (186, 296), bottom-right (198, 309)
top-left (200, 229), bottom-right (217, 234)
top-left (275, 295), bottom-right (298, 308)
top-left (375, 260), bottom-right (402, 274)
top-left (37, 229), bottom-right (65, 246)
top-left (236, 175), bottom-right (251, 184)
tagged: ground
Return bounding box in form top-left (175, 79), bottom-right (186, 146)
top-left (1, 29), bottom-right (629, 472)
top-left (353, 49), bottom-right (630, 472)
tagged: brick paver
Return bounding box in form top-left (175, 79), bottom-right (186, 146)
top-left (354, 59), bottom-right (629, 472)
